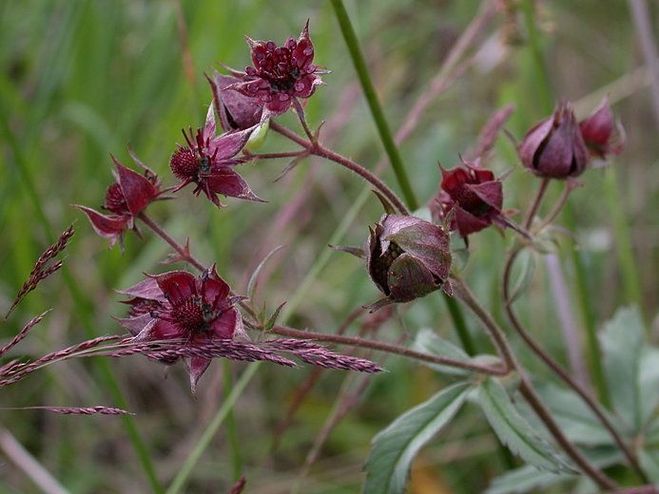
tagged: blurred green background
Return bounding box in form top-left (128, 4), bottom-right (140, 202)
top-left (0, 0), bottom-right (657, 492)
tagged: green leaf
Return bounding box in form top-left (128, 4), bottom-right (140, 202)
top-left (599, 306), bottom-right (647, 431)
top-left (478, 378), bottom-right (573, 473)
top-left (412, 328), bottom-right (498, 376)
top-left (536, 384), bottom-right (619, 447)
top-left (364, 382), bottom-right (470, 494)
top-left (485, 449), bottom-right (622, 494)
top-left (639, 449), bottom-right (659, 483)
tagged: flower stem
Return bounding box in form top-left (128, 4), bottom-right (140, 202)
top-left (270, 325), bottom-right (507, 375)
top-left (270, 122), bottom-right (409, 215)
top-left (329, 0), bottom-right (419, 210)
top-left (503, 247), bottom-right (646, 481)
top-left (137, 212), bottom-right (206, 272)
top-left (533, 180), bottom-right (576, 233)
top-left (524, 177), bottom-right (550, 230)
top-left (452, 276), bottom-right (618, 490)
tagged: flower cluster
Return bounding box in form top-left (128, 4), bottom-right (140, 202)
top-left (229, 21), bottom-right (325, 114)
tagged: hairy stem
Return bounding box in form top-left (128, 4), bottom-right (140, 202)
top-left (270, 122), bottom-right (409, 215)
top-left (524, 177), bottom-right (550, 230)
top-left (137, 212), bottom-right (206, 272)
top-left (502, 247), bottom-right (646, 481)
top-left (270, 325), bottom-right (507, 375)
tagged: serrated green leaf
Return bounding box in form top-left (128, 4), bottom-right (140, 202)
top-left (537, 384), bottom-right (618, 447)
top-left (412, 328), bottom-right (498, 376)
top-left (599, 306), bottom-right (646, 431)
top-left (364, 382), bottom-right (470, 494)
top-left (478, 378), bottom-right (573, 473)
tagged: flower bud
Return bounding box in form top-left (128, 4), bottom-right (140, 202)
top-left (366, 215), bottom-right (452, 306)
top-left (579, 97), bottom-right (625, 159)
top-left (430, 161), bottom-right (503, 238)
top-left (519, 102), bottom-right (589, 179)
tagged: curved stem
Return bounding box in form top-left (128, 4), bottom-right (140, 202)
top-left (245, 150), bottom-right (308, 161)
top-left (534, 180), bottom-right (575, 233)
top-left (137, 212), bottom-right (206, 272)
top-left (503, 247), bottom-right (646, 481)
top-left (270, 122), bottom-right (410, 215)
top-left (452, 276), bottom-right (617, 490)
top-left (524, 177), bottom-right (550, 230)
top-left (270, 325), bottom-right (507, 376)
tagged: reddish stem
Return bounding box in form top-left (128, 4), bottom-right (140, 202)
top-left (270, 121), bottom-right (410, 215)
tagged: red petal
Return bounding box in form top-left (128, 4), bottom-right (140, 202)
top-left (455, 206), bottom-right (491, 237)
top-left (118, 277), bottom-right (164, 301)
top-left (464, 180), bottom-right (503, 211)
top-left (153, 271), bottom-right (197, 306)
top-left (76, 205), bottom-right (127, 245)
top-left (208, 128), bottom-right (253, 161)
top-left (185, 357), bottom-right (212, 394)
top-left (205, 168), bottom-right (263, 202)
top-left (201, 265), bottom-right (231, 307)
top-left (210, 308), bottom-right (240, 339)
top-left (114, 160), bottom-right (158, 215)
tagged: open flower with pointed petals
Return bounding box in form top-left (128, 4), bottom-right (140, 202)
top-left (365, 215), bottom-right (452, 310)
top-left (229, 21), bottom-right (325, 114)
top-left (169, 105), bottom-right (263, 207)
top-left (77, 155), bottom-right (162, 247)
top-left (430, 161), bottom-right (505, 238)
top-left (579, 97), bottom-right (625, 160)
top-left (118, 265), bottom-right (246, 392)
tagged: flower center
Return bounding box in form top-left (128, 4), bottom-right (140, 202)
top-left (104, 183), bottom-right (129, 214)
top-left (171, 295), bottom-right (216, 332)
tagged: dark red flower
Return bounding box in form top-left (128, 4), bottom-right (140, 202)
top-left (77, 155), bottom-right (162, 246)
top-left (366, 215), bottom-right (452, 309)
top-left (230, 21), bottom-right (325, 114)
top-left (170, 105), bottom-right (262, 206)
top-left (519, 102), bottom-right (589, 179)
top-left (430, 161), bottom-right (503, 238)
top-left (579, 97), bottom-right (625, 159)
top-left (118, 265), bottom-right (245, 391)
top-left (208, 71), bottom-right (265, 131)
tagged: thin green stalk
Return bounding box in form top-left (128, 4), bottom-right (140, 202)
top-left (0, 110), bottom-right (164, 494)
top-left (603, 167), bottom-right (642, 307)
top-left (521, 0), bottom-right (609, 406)
top-left (166, 362), bottom-right (260, 494)
top-left (329, 0), bottom-right (418, 210)
top-left (223, 360), bottom-right (243, 480)
top-left (329, 0), bottom-right (476, 354)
